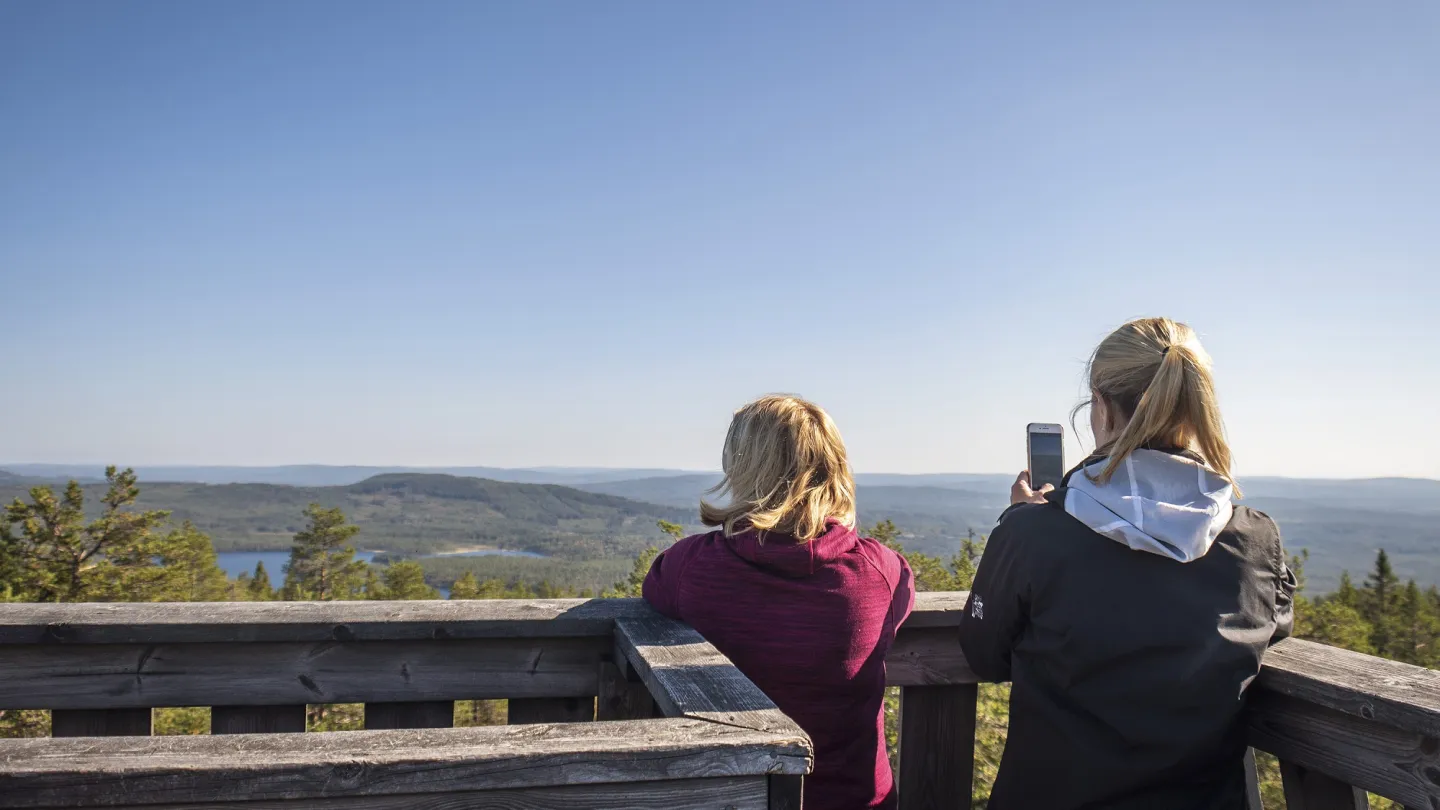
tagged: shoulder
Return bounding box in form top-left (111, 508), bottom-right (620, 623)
top-left (666, 530), bottom-right (721, 560)
top-left (1225, 505), bottom-right (1285, 562)
top-left (852, 535), bottom-right (908, 584)
top-left (995, 500), bottom-right (1077, 548)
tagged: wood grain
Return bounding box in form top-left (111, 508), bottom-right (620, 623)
top-left (1260, 638), bottom-right (1440, 737)
top-left (33, 777), bottom-right (768, 810)
top-left (0, 638), bottom-right (607, 710)
top-left (364, 702), bottom-right (454, 730)
top-left (1247, 690), bottom-right (1439, 808)
top-left (211, 706), bottom-right (305, 735)
top-left (886, 627), bottom-right (977, 687)
top-left (613, 617), bottom-right (807, 740)
top-left (767, 774), bottom-right (803, 810)
top-left (596, 662), bottom-right (657, 721)
top-left (897, 685), bottom-right (976, 810)
top-left (508, 698), bottom-right (594, 725)
top-left (0, 717), bottom-right (812, 808)
top-left (50, 709), bottom-right (151, 738)
top-left (1280, 760), bottom-right (1370, 810)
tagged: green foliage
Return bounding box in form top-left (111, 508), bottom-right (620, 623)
top-left (281, 504), bottom-right (367, 601)
top-left (372, 561), bottom-right (440, 600)
top-left (245, 561), bottom-right (276, 601)
top-left (658, 519), bottom-right (686, 540)
top-left (867, 520), bottom-right (984, 592)
top-left (0, 468), bottom-right (172, 602)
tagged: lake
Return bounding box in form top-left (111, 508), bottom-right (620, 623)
top-left (214, 548), bottom-right (544, 599)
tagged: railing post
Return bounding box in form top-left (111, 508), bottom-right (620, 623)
top-left (364, 701), bottom-right (454, 729)
top-left (211, 705), bottom-right (306, 734)
top-left (51, 709), bottom-right (151, 737)
top-left (898, 684), bottom-right (977, 810)
top-left (769, 773), bottom-right (804, 809)
top-left (1280, 760), bottom-right (1369, 810)
top-left (597, 660), bottom-right (657, 720)
top-left (508, 697), bottom-right (595, 724)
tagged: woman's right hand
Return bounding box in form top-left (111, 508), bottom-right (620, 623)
top-left (1011, 470), bottom-right (1054, 506)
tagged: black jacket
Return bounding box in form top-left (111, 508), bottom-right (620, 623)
top-left (958, 450), bottom-right (1295, 810)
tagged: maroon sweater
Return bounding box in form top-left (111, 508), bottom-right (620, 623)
top-left (643, 522), bottom-right (915, 810)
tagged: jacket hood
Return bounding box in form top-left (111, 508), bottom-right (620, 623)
top-left (1062, 448), bottom-right (1234, 563)
top-left (723, 520), bottom-right (859, 577)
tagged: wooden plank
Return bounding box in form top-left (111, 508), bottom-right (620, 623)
top-left (211, 706), bottom-right (305, 734)
top-left (597, 661), bottom-right (657, 721)
top-left (0, 593), bottom-right (969, 645)
top-left (1260, 637), bottom-right (1440, 737)
top-left (365, 701), bottom-right (454, 730)
top-left (1247, 690), bottom-right (1439, 808)
top-left (50, 709), bottom-right (151, 738)
top-left (1280, 760), bottom-right (1370, 810)
top-left (508, 697), bottom-right (594, 725)
top-left (0, 637), bottom-right (607, 710)
top-left (0, 717), bottom-right (810, 807)
top-left (887, 627), bottom-right (978, 687)
top-left (897, 684), bottom-right (976, 810)
top-left (768, 774), bottom-right (803, 810)
top-left (1244, 748), bottom-right (1263, 810)
top-left (613, 616), bottom-right (807, 739)
top-left (897, 592), bottom-right (970, 629)
top-left (90, 777), bottom-right (770, 810)
top-left (0, 599), bottom-right (654, 645)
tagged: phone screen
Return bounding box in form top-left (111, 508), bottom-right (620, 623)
top-left (1029, 432), bottom-right (1065, 492)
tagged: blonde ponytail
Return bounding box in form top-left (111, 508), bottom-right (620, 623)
top-left (1087, 318), bottom-right (1237, 492)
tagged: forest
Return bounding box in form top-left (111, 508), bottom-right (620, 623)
top-left (1, 469), bottom-right (1435, 809)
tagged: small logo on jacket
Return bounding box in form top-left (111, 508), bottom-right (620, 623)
top-left (971, 596), bottom-right (984, 620)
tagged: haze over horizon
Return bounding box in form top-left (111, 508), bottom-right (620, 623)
top-left (3, 2), bottom-right (1437, 479)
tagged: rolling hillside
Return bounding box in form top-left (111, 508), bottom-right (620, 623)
top-left (0, 472), bottom-right (692, 559)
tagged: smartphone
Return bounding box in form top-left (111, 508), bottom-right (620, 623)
top-left (1027, 423), bottom-right (1065, 493)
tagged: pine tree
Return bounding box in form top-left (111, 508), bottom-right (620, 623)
top-left (1362, 549), bottom-right (1402, 655)
top-left (1, 468), bottom-right (171, 602)
top-left (150, 522), bottom-right (230, 601)
top-left (1334, 571), bottom-right (1360, 608)
top-left (376, 561), bottom-right (439, 600)
top-left (247, 561), bottom-right (275, 600)
top-left (610, 547), bottom-right (659, 597)
top-left (282, 504), bottom-right (368, 601)
top-left (449, 571), bottom-right (481, 599)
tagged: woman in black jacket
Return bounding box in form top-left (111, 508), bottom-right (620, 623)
top-left (959, 317), bottom-right (1295, 810)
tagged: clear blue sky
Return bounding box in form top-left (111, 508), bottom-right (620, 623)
top-left (1, 2), bottom-right (1436, 478)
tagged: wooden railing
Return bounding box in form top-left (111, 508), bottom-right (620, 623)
top-left (0, 593), bottom-right (1437, 809)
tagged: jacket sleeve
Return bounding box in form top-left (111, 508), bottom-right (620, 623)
top-left (958, 513), bottom-right (1033, 682)
top-left (641, 541), bottom-right (688, 620)
top-left (1272, 557), bottom-right (1298, 643)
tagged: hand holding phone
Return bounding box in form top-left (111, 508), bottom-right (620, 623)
top-left (1026, 422), bottom-right (1065, 493)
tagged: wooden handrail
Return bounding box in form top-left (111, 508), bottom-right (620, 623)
top-left (1, 593), bottom-right (1437, 809)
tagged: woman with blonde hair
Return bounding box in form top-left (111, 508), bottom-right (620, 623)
top-left (644, 394), bottom-right (915, 810)
top-left (960, 318), bottom-right (1296, 809)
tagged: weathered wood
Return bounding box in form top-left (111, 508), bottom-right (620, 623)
top-left (1244, 748), bottom-right (1263, 810)
top-left (364, 701), bottom-right (454, 730)
top-left (897, 592), bottom-right (969, 629)
top-left (0, 638), bottom-right (607, 709)
top-left (0, 594), bottom-right (967, 646)
top-left (613, 616), bottom-right (806, 739)
top-left (887, 627), bottom-right (978, 686)
top-left (0, 599), bottom-right (655, 645)
top-left (1247, 690), bottom-right (1439, 808)
top-left (50, 709), bottom-right (151, 738)
top-left (597, 661), bottom-right (657, 721)
top-left (508, 697), bottom-right (594, 725)
top-left (211, 705), bottom-right (305, 734)
top-left (1260, 637), bottom-right (1440, 737)
top-left (88, 777), bottom-right (770, 810)
top-left (1280, 759), bottom-right (1370, 810)
top-left (0, 717), bottom-right (810, 808)
top-left (897, 684), bottom-right (976, 810)
top-left (768, 774), bottom-right (803, 810)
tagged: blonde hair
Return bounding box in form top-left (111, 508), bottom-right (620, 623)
top-left (1085, 318), bottom-right (1237, 491)
top-left (700, 395), bottom-right (857, 541)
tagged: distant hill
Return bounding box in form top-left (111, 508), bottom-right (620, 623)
top-left (3, 465), bottom-right (1437, 591)
top-left (0, 464), bottom-right (703, 488)
top-left (0, 472), bottom-right (691, 559)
